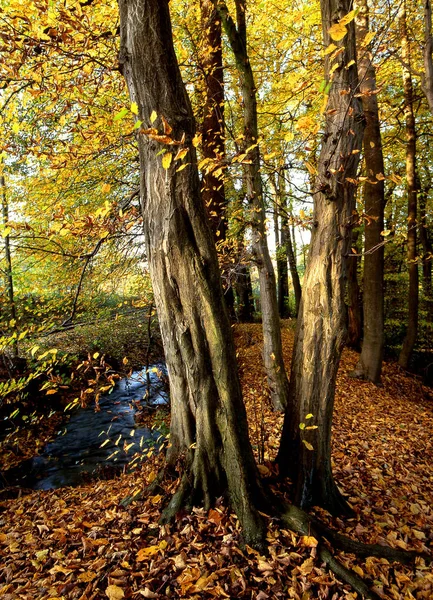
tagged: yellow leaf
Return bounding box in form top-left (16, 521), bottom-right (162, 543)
top-left (46, 389), bottom-right (57, 395)
top-left (12, 122), bottom-right (19, 134)
top-left (305, 413), bottom-right (314, 419)
top-left (131, 102), bottom-right (139, 115)
top-left (93, 352), bottom-right (100, 359)
top-left (300, 535), bottom-right (319, 547)
top-left (106, 585), bottom-right (125, 600)
top-left (328, 23), bottom-right (347, 41)
top-left (162, 153), bottom-right (172, 170)
top-left (177, 163), bottom-right (188, 173)
top-left (302, 440), bottom-right (314, 451)
top-left (150, 110), bottom-right (157, 124)
top-left (174, 147), bottom-right (189, 161)
top-left (78, 571), bottom-right (97, 582)
top-left (192, 133), bottom-right (202, 147)
top-left (340, 9), bottom-right (358, 25)
top-left (101, 183), bottom-right (111, 194)
top-left (136, 545), bottom-right (160, 561)
top-left (9, 319), bottom-right (16, 328)
top-left (324, 43), bottom-right (338, 55)
top-left (363, 31), bottom-right (376, 46)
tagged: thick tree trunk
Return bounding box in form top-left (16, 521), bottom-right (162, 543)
top-left (398, 2), bottom-right (419, 369)
top-left (218, 0), bottom-right (290, 411)
top-left (352, 0), bottom-right (386, 382)
top-left (277, 0), bottom-right (364, 513)
top-left (118, 0), bottom-right (266, 544)
top-left (347, 230), bottom-right (362, 349)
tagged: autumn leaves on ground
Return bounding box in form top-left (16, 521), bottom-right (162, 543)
top-left (1, 323), bottom-right (433, 600)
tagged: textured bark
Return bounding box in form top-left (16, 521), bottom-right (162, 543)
top-left (352, 0), bottom-right (386, 382)
top-left (118, 0), bottom-right (265, 544)
top-left (218, 0), bottom-right (290, 411)
top-left (398, 2), bottom-right (419, 370)
top-left (277, 0), bottom-right (364, 513)
top-left (346, 230), bottom-right (362, 350)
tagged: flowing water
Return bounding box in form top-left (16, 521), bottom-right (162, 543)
top-left (2, 364), bottom-right (169, 490)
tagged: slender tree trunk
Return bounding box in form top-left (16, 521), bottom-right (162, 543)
top-left (199, 1), bottom-right (236, 318)
top-left (418, 178), bottom-right (433, 315)
top-left (1, 173), bottom-right (18, 357)
top-left (200, 0), bottom-right (226, 240)
top-left (118, 0), bottom-right (266, 544)
top-left (277, 0), bottom-right (364, 513)
top-left (286, 217), bottom-right (302, 316)
top-left (422, 0), bottom-right (433, 113)
top-left (398, 2), bottom-right (419, 369)
top-left (218, 0), bottom-right (290, 411)
top-left (347, 230), bottom-right (362, 349)
top-left (270, 173), bottom-right (290, 318)
top-left (351, 0), bottom-right (386, 382)
top-left (235, 263), bottom-right (253, 322)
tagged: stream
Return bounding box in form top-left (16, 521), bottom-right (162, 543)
top-left (2, 364), bottom-right (169, 491)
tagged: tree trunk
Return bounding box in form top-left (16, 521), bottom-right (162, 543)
top-left (352, 0), bottom-right (386, 382)
top-left (118, 0), bottom-right (266, 545)
top-left (235, 262), bottom-right (254, 322)
top-left (286, 217), bottom-right (302, 316)
top-left (1, 173), bottom-right (18, 357)
top-left (277, 0), bottom-right (364, 513)
top-left (422, 0), bottom-right (433, 113)
top-left (398, 1), bottom-right (419, 370)
top-left (270, 173), bottom-right (290, 318)
top-left (218, 0), bottom-right (290, 411)
top-left (347, 230), bottom-right (362, 349)
top-left (200, 0), bottom-right (226, 241)
top-left (418, 178), bottom-right (433, 316)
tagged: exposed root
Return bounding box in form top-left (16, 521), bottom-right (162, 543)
top-left (160, 473), bottom-right (191, 524)
top-left (278, 502), bottom-right (429, 599)
top-left (318, 545), bottom-right (381, 600)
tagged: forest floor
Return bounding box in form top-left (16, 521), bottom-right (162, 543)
top-left (1, 322), bottom-right (433, 599)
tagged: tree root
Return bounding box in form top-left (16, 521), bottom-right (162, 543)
top-left (279, 502), bottom-right (429, 600)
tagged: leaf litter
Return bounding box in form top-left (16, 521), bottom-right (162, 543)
top-left (0, 322), bottom-right (432, 599)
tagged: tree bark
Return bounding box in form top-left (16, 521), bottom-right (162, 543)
top-left (118, 0), bottom-right (266, 545)
top-left (418, 176), bottom-right (433, 317)
top-left (218, 0), bottom-right (290, 411)
top-left (398, 2), bottom-right (419, 369)
top-left (352, 0), bottom-right (386, 382)
top-left (277, 0), bottom-right (364, 513)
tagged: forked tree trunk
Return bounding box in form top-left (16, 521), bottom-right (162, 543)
top-left (277, 0), bottom-right (364, 513)
top-left (352, 0), bottom-right (386, 382)
top-left (218, 0), bottom-right (290, 411)
top-left (118, 0), bottom-right (266, 544)
top-left (398, 2), bottom-right (419, 369)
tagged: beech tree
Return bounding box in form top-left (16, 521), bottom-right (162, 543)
top-left (277, 0), bottom-right (365, 513)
